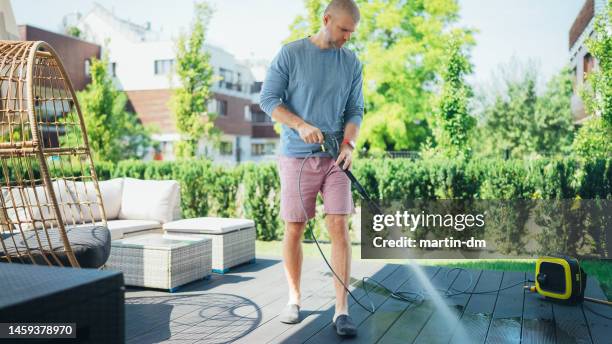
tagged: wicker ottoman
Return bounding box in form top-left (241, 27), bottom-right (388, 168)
top-left (163, 217), bottom-right (256, 273)
top-left (104, 233), bottom-right (212, 292)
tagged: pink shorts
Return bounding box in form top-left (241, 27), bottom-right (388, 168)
top-left (278, 155), bottom-right (354, 222)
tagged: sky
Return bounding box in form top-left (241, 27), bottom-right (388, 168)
top-left (13, 0), bottom-right (585, 85)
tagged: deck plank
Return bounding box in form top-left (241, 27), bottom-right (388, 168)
top-left (271, 263), bottom-right (399, 344)
top-left (410, 268), bottom-right (483, 344)
top-left (521, 272), bottom-right (556, 344)
top-left (448, 269), bottom-right (503, 344)
top-left (582, 271), bottom-right (612, 344)
top-left (303, 265), bottom-right (439, 344)
top-left (484, 271), bottom-right (526, 344)
top-left (127, 257), bottom-right (311, 343)
top-left (121, 258), bottom-right (605, 344)
top-left (178, 257), bottom-right (347, 344)
top-left (376, 266), bottom-right (469, 344)
top-left (552, 278), bottom-right (593, 344)
top-left (344, 265), bottom-right (443, 344)
top-left (222, 259), bottom-right (387, 344)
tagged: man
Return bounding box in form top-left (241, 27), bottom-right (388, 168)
top-left (259, 0), bottom-right (363, 338)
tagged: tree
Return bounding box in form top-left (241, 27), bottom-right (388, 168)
top-left (285, 0), bottom-right (325, 43)
top-left (573, 0), bottom-right (612, 159)
top-left (477, 64), bottom-right (574, 158)
top-left (534, 68), bottom-right (575, 154)
top-left (480, 67), bottom-right (538, 158)
top-left (65, 26), bottom-right (81, 39)
top-left (572, 117), bottom-right (612, 159)
top-left (170, 1), bottom-right (219, 159)
top-left (63, 56), bottom-right (154, 161)
top-left (286, 0), bottom-right (474, 152)
top-left (425, 38), bottom-right (475, 159)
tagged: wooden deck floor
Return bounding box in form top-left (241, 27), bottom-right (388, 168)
top-left (125, 256), bottom-right (611, 344)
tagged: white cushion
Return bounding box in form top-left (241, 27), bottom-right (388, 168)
top-left (70, 221), bottom-right (119, 238)
top-left (68, 178), bottom-right (123, 221)
top-left (163, 217), bottom-right (255, 234)
top-left (49, 180), bottom-right (83, 225)
top-left (2, 180), bottom-right (81, 230)
top-left (70, 219), bottom-right (160, 241)
top-left (106, 219), bottom-right (161, 235)
top-left (69, 221), bottom-right (120, 240)
top-left (119, 178), bottom-right (179, 223)
top-left (170, 185), bottom-right (182, 221)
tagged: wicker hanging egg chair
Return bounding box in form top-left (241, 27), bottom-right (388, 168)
top-left (0, 41), bottom-right (111, 268)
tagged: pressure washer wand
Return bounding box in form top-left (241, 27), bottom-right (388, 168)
top-left (311, 133), bottom-right (383, 215)
top-left (342, 169), bottom-right (383, 214)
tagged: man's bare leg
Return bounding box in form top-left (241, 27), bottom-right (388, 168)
top-left (325, 214), bottom-right (351, 321)
top-left (283, 221), bottom-right (306, 306)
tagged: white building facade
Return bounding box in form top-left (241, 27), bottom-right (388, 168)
top-left (74, 4), bottom-right (278, 164)
top-left (568, 0), bottom-right (608, 124)
top-left (0, 0), bottom-right (19, 40)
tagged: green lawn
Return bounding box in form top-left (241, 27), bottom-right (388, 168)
top-left (256, 240), bottom-right (612, 300)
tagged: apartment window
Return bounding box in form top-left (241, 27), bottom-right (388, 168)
top-left (219, 141), bottom-right (233, 155)
top-left (251, 143), bottom-right (264, 156)
top-left (207, 99), bottom-right (227, 116)
top-left (154, 59), bottom-right (174, 75)
top-left (84, 59), bottom-right (91, 76)
top-left (217, 99), bottom-right (227, 116)
top-left (583, 53), bottom-right (595, 82)
top-left (110, 62), bottom-right (116, 77)
top-left (219, 67), bottom-right (234, 88)
top-left (251, 143), bottom-right (275, 156)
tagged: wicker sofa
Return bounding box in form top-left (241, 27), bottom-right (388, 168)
top-left (62, 177), bottom-right (182, 240)
top-left (2, 177), bottom-right (181, 238)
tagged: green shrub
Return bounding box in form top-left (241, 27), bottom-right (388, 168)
top-left (77, 157), bottom-right (612, 245)
top-left (241, 162), bottom-right (280, 241)
top-left (572, 118), bottom-right (612, 159)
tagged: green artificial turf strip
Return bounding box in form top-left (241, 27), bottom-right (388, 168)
top-left (581, 259), bottom-right (612, 301)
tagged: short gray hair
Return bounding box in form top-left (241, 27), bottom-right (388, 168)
top-left (324, 0), bottom-right (360, 23)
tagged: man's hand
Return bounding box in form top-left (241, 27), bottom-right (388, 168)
top-left (336, 144), bottom-right (353, 170)
top-left (297, 122), bottom-right (324, 144)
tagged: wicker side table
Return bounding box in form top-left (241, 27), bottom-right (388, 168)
top-left (104, 233), bottom-right (212, 292)
top-left (163, 217), bottom-right (256, 273)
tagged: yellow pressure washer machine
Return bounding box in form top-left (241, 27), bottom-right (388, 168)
top-left (527, 255), bottom-right (611, 306)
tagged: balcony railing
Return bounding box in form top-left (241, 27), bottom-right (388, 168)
top-left (218, 81), bottom-right (242, 92)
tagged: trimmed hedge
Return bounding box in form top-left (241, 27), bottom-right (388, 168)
top-left (64, 157), bottom-right (612, 242)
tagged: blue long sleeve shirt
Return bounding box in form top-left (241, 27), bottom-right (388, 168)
top-left (259, 37), bottom-right (364, 157)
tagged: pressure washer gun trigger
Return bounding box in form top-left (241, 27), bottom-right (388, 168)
top-left (321, 132), bottom-right (342, 161)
